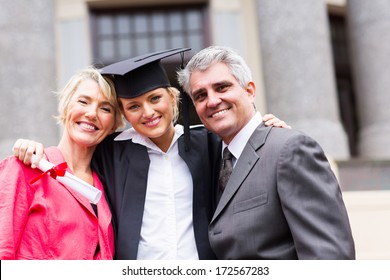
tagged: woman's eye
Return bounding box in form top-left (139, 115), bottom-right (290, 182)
top-left (101, 107), bottom-right (112, 113)
top-left (78, 99), bottom-right (87, 105)
top-left (151, 95), bottom-right (161, 102)
top-left (127, 105), bottom-right (139, 111)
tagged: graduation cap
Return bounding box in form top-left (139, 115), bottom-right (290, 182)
top-left (100, 47), bottom-right (193, 151)
top-left (99, 47), bottom-right (191, 98)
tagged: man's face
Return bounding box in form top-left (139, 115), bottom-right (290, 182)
top-left (189, 62), bottom-right (256, 144)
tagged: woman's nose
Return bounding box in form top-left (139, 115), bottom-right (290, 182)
top-left (85, 106), bottom-right (97, 120)
top-left (143, 103), bottom-right (155, 117)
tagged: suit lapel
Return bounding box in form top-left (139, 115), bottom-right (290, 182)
top-left (211, 124), bottom-right (273, 222)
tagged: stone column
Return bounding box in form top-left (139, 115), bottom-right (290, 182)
top-left (0, 0), bottom-right (59, 159)
top-left (210, 0), bottom-right (268, 114)
top-left (256, 0), bottom-right (349, 160)
top-left (346, 0), bottom-right (390, 159)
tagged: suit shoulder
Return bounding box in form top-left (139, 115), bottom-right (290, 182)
top-left (266, 127), bottom-right (326, 156)
top-left (260, 127), bottom-right (324, 152)
top-left (105, 132), bottom-right (121, 142)
top-left (95, 132), bottom-right (133, 158)
top-left (185, 125), bottom-right (220, 140)
top-left (188, 124), bottom-right (207, 134)
top-left (267, 127), bottom-right (312, 141)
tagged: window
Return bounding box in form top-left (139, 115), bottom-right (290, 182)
top-left (90, 4), bottom-right (209, 125)
top-left (90, 5), bottom-right (208, 64)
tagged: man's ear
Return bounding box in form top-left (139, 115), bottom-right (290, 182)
top-left (246, 81), bottom-right (256, 98)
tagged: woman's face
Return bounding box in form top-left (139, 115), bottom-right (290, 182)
top-left (120, 87), bottom-right (176, 149)
top-left (64, 78), bottom-right (116, 148)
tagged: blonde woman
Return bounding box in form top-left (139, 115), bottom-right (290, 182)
top-left (0, 67), bottom-right (124, 259)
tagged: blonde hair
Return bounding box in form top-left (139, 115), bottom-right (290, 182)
top-left (56, 67), bottom-right (125, 129)
top-left (166, 86), bottom-right (181, 124)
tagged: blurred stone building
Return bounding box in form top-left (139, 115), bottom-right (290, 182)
top-left (1, 0), bottom-right (389, 259)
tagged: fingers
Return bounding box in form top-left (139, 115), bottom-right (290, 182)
top-left (12, 139), bottom-right (28, 161)
top-left (262, 114), bottom-right (280, 126)
top-left (272, 121), bottom-right (291, 129)
top-left (262, 114), bottom-right (275, 122)
top-left (32, 143), bottom-right (44, 168)
top-left (262, 114), bottom-right (292, 129)
top-left (12, 139), bottom-right (44, 168)
top-left (12, 139), bottom-right (22, 157)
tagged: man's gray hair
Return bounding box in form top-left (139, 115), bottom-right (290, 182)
top-left (177, 46), bottom-right (252, 95)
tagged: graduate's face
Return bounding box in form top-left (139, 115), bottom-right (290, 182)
top-left (64, 79), bottom-right (116, 147)
top-left (120, 87), bottom-right (176, 149)
top-left (189, 62), bottom-right (256, 144)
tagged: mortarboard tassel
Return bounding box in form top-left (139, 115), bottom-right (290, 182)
top-left (180, 51), bottom-right (191, 152)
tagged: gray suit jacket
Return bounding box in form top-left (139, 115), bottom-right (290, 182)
top-left (209, 124), bottom-right (355, 259)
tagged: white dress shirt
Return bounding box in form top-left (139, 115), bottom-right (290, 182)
top-left (114, 125), bottom-right (199, 259)
top-left (222, 112), bottom-right (263, 167)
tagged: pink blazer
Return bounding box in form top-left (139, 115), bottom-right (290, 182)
top-left (0, 147), bottom-right (114, 259)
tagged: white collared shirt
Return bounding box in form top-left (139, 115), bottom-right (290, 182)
top-left (222, 112), bottom-right (263, 167)
top-left (114, 125), bottom-right (199, 260)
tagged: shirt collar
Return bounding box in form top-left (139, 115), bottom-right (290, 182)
top-left (224, 112), bottom-right (262, 160)
top-left (114, 124), bottom-right (184, 153)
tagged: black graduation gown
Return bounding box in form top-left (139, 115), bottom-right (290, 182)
top-left (92, 126), bottom-right (220, 260)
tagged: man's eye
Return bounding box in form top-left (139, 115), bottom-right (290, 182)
top-left (194, 93), bottom-right (206, 102)
top-left (217, 84), bottom-right (229, 91)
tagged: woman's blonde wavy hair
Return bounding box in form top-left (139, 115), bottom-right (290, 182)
top-left (56, 67), bottom-right (125, 130)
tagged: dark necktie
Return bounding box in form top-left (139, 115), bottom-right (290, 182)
top-left (218, 147), bottom-right (234, 193)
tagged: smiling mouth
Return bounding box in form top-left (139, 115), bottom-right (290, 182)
top-left (210, 108), bottom-right (230, 118)
top-left (144, 117), bottom-right (160, 127)
top-left (78, 122), bottom-right (98, 131)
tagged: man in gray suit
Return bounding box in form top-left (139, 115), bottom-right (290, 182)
top-left (177, 46), bottom-right (355, 259)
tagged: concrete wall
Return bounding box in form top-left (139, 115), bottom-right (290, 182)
top-left (0, 0), bottom-right (59, 159)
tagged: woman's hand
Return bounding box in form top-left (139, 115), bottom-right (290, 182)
top-left (262, 113), bottom-right (291, 129)
top-left (12, 139), bottom-right (44, 168)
